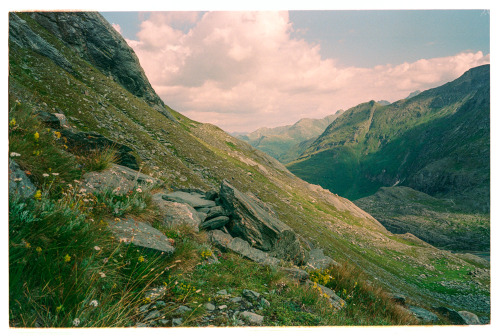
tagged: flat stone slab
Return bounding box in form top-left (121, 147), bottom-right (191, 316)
top-left (83, 163), bottom-right (161, 195)
top-left (162, 191), bottom-right (216, 209)
top-left (152, 193), bottom-right (202, 232)
top-left (108, 217), bottom-right (175, 255)
top-left (200, 216), bottom-right (230, 231)
top-left (209, 230), bottom-right (280, 266)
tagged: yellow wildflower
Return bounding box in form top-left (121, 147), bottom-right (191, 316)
top-left (56, 305), bottom-right (63, 313)
top-left (143, 297), bottom-right (151, 304)
top-left (34, 132), bottom-right (40, 142)
top-left (138, 256), bottom-right (145, 263)
top-left (34, 190), bottom-right (42, 201)
top-left (64, 254), bottom-right (71, 263)
top-left (24, 242), bottom-right (31, 248)
top-left (36, 247), bottom-right (42, 253)
top-left (54, 131), bottom-right (61, 139)
top-left (9, 118), bottom-right (16, 127)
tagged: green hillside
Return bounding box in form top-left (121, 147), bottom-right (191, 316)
top-left (288, 65), bottom-right (490, 212)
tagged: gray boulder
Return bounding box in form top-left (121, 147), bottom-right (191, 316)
top-left (82, 163), bottom-right (160, 195)
top-left (219, 180), bottom-right (308, 265)
top-left (209, 230), bottom-right (280, 266)
top-left (242, 289), bottom-right (261, 301)
top-left (9, 159), bottom-right (36, 199)
top-left (107, 217), bottom-right (175, 255)
top-left (152, 193), bottom-right (202, 232)
top-left (434, 306), bottom-right (471, 325)
top-left (200, 216), bottom-right (230, 231)
top-left (408, 306), bottom-right (439, 323)
top-left (239, 311), bottom-right (264, 325)
top-left (458, 311), bottom-right (481, 325)
top-left (306, 249), bottom-right (339, 270)
top-left (162, 191), bottom-right (216, 209)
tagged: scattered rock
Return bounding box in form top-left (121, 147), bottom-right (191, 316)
top-left (458, 311), bottom-right (481, 325)
top-left (107, 217), bottom-right (175, 255)
top-left (218, 305), bottom-right (227, 310)
top-left (230, 297), bottom-right (243, 303)
top-left (163, 191), bottom-right (216, 209)
top-left (242, 289), bottom-right (261, 301)
top-left (219, 180), bottom-right (308, 265)
top-left (204, 303), bottom-right (216, 311)
top-left (82, 163), bottom-right (160, 195)
top-left (152, 193), bottom-right (202, 232)
top-left (408, 306), bottom-right (439, 323)
top-left (200, 216), bottom-right (230, 231)
top-left (175, 305), bottom-right (192, 314)
top-left (216, 289), bottom-right (228, 296)
top-left (259, 298), bottom-right (271, 308)
top-left (239, 311), bottom-right (264, 325)
top-left (9, 159), bottom-right (36, 198)
top-left (172, 318), bottom-right (183, 327)
top-left (143, 310), bottom-right (161, 321)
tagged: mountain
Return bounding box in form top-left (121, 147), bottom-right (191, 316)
top-left (288, 65), bottom-right (490, 210)
top-left (8, 12), bottom-right (489, 327)
top-left (237, 112), bottom-right (343, 163)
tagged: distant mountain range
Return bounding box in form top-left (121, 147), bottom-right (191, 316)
top-left (236, 112), bottom-right (343, 163)
top-left (286, 65), bottom-right (489, 250)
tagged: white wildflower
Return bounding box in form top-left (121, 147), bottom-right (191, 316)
top-left (99, 272), bottom-right (106, 278)
top-left (42, 173), bottom-right (49, 177)
top-left (52, 172), bottom-right (59, 176)
top-left (93, 246), bottom-right (101, 251)
top-left (73, 318), bottom-right (81, 327)
top-left (14, 178), bottom-right (22, 182)
top-left (136, 187), bottom-right (142, 193)
top-left (10, 152), bottom-right (21, 157)
top-left (146, 179), bottom-right (153, 184)
top-left (89, 300), bottom-right (99, 307)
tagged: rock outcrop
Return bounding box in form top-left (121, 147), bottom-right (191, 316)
top-left (12, 11), bottom-right (176, 122)
top-left (219, 180), bottom-right (308, 265)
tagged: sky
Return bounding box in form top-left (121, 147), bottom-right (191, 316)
top-left (101, 10), bottom-right (490, 133)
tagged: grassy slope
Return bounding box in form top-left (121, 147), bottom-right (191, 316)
top-left (9, 13), bottom-right (490, 325)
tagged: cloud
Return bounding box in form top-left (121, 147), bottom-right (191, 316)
top-left (112, 23), bottom-right (122, 34)
top-left (126, 11), bottom-right (490, 132)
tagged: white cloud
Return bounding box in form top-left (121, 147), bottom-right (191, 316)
top-left (126, 11), bottom-right (490, 132)
top-left (111, 23), bottom-right (122, 34)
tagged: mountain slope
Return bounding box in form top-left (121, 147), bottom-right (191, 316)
top-left (287, 65), bottom-right (490, 212)
top-left (237, 112), bottom-right (343, 163)
top-left (8, 12), bottom-right (490, 326)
